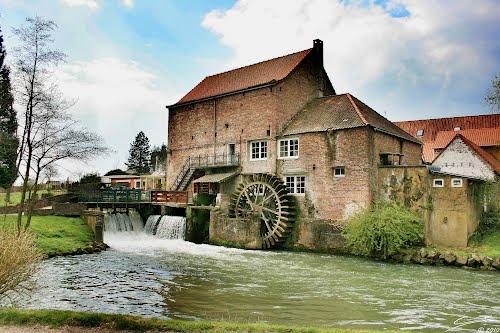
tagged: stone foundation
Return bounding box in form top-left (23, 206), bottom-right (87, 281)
top-left (209, 210), bottom-right (262, 249)
top-left (289, 218), bottom-right (346, 253)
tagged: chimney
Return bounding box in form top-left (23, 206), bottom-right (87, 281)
top-left (313, 39), bottom-right (325, 97)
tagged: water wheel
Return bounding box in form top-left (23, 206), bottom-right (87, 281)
top-left (229, 173), bottom-right (295, 248)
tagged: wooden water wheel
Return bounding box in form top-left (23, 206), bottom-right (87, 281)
top-left (229, 173), bottom-right (295, 248)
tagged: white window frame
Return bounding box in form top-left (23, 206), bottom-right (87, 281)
top-left (451, 178), bottom-right (463, 188)
top-left (284, 175), bottom-right (306, 195)
top-left (433, 179), bottom-right (444, 188)
top-left (416, 129), bottom-right (424, 137)
top-left (278, 137), bottom-right (299, 159)
top-left (249, 140), bottom-right (268, 161)
top-left (334, 166), bottom-right (345, 177)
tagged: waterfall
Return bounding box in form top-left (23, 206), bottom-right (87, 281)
top-left (104, 212), bottom-right (144, 232)
top-left (144, 215), bottom-right (161, 235)
top-left (155, 216), bottom-right (186, 240)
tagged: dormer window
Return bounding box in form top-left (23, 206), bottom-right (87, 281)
top-left (454, 127), bottom-right (461, 131)
top-left (416, 129), bottom-right (424, 137)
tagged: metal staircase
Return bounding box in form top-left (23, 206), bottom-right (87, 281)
top-left (170, 153), bottom-right (241, 191)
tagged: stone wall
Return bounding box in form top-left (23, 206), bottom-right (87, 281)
top-left (287, 218), bottom-right (346, 253)
top-left (209, 210), bottom-right (262, 249)
top-left (377, 165), bottom-right (486, 248)
top-left (81, 210), bottom-right (104, 244)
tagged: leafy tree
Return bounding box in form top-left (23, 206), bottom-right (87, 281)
top-left (150, 144), bottom-right (168, 172)
top-left (126, 131), bottom-right (151, 174)
top-left (80, 173), bottom-right (101, 184)
top-left (104, 169), bottom-right (127, 176)
top-left (485, 75), bottom-right (499, 112)
top-left (0, 24), bottom-right (18, 203)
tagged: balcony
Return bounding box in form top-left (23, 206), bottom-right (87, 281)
top-left (189, 153), bottom-right (240, 168)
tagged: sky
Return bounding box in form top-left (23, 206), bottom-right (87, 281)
top-left (0, 0), bottom-right (499, 181)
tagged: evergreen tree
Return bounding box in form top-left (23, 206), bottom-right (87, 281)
top-left (126, 131), bottom-right (151, 174)
top-left (0, 25), bottom-right (18, 202)
top-left (150, 144), bottom-right (168, 172)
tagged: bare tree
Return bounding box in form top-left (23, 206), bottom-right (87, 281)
top-left (485, 75), bottom-right (499, 112)
top-left (12, 16), bottom-right (108, 232)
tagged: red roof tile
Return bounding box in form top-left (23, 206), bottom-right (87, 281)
top-left (434, 128), bottom-right (500, 149)
top-left (395, 114), bottom-right (500, 162)
top-left (172, 49), bottom-right (312, 106)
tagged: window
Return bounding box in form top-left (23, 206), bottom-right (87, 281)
top-left (454, 127), bottom-right (461, 131)
top-left (135, 181), bottom-right (141, 188)
top-left (284, 176), bottom-right (306, 195)
top-left (416, 129), bottom-right (424, 137)
top-left (250, 140), bottom-right (268, 160)
top-left (433, 179), bottom-right (444, 188)
top-left (334, 166), bottom-right (345, 177)
top-left (278, 138), bottom-right (299, 159)
top-left (451, 178), bottom-right (463, 187)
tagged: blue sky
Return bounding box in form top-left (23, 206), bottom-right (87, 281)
top-left (0, 0), bottom-right (499, 180)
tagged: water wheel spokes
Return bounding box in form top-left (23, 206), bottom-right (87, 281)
top-left (229, 173), bottom-right (295, 248)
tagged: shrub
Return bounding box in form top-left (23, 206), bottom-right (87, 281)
top-left (470, 211), bottom-right (499, 241)
top-left (0, 228), bottom-right (43, 301)
top-left (342, 203), bottom-right (424, 258)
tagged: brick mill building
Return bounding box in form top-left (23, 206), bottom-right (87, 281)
top-left (165, 40), bottom-right (424, 247)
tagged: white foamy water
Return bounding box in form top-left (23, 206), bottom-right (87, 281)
top-left (104, 212), bottom-right (144, 233)
top-left (155, 216), bottom-right (186, 239)
top-left (144, 215), bottom-right (161, 234)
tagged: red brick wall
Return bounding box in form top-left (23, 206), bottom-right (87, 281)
top-left (372, 131), bottom-right (422, 165)
top-left (167, 58), bottom-right (327, 188)
top-left (277, 127), bottom-right (372, 221)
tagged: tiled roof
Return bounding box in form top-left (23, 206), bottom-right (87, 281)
top-left (395, 114), bottom-right (500, 162)
top-left (438, 134), bottom-right (500, 173)
top-left (172, 49), bottom-right (312, 106)
top-left (282, 93), bottom-right (421, 144)
top-left (434, 128), bottom-right (500, 149)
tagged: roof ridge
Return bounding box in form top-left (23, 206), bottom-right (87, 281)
top-left (395, 113), bottom-right (500, 123)
top-left (346, 93), bottom-right (368, 125)
top-left (205, 48), bottom-right (312, 79)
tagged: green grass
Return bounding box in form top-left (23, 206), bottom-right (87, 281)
top-left (0, 215), bottom-right (94, 256)
top-left (428, 229), bottom-right (500, 258)
top-left (0, 190), bottom-right (67, 206)
top-left (0, 308), bottom-right (388, 333)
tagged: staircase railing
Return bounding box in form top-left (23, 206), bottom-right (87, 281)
top-left (171, 153), bottom-right (241, 191)
top-left (172, 157), bottom-right (191, 191)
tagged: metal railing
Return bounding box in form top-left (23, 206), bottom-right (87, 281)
top-left (79, 189), bottom-right (142, 203)
top-left (172, 153), bottom-right (240, 191)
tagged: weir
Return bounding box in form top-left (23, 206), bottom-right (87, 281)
top-left (105, 212), bottom-right (187, 240)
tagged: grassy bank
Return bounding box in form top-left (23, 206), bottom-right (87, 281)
top-left (0, 215), bottom-right (94, 257)
top-left (0, 308), bottom-right (386, 333)
top-left (0, 190), bottom-right (66, 206)
top-left (429, 229), bottom-right (500, 258)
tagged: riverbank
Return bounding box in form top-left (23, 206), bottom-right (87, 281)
top-left (0, 308), bottom-right (387, 333)
top-left (0, 215), bottom-right (105, 257)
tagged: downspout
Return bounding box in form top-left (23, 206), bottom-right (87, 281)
top-left (213, 99), bottom-right (217, 155)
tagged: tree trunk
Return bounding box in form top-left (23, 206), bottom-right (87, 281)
top-left (5, 187), bottom-right (12, 203)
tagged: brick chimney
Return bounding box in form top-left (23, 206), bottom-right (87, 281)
top-left (313, 39), bottom-right (325, 97)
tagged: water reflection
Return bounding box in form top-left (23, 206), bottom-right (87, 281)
top-left (16, 233), bottom-right (500, 332)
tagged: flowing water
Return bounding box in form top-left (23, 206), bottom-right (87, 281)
top-left (103, 212), bottom-right (144, 232)
top-left (15, 226), bottom-right (500, 332)
top-left (155, 216), bottom-right (186, 239)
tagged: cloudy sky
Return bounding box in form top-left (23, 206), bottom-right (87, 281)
top-left (0, 0), bottom-right (499, 180)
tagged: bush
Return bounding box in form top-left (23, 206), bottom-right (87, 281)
top-left (0, 228), bottom-right (43, 301)
top-left (471, 211), bottom-right (500, 241)
top-left (342, 203), bottom-right (424, 258)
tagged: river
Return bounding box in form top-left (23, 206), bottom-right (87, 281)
top-left (18, 232), bottom-right (500, 332)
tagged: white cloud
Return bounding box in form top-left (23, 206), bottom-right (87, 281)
top-left (122, 0), bottom-right (133, 8)
top-left (202, 0), bottom-right (500, 119)
top-left (59, 0), bottom-right (99, 10)
top-left (54, 58), bottom-right (173, 177)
